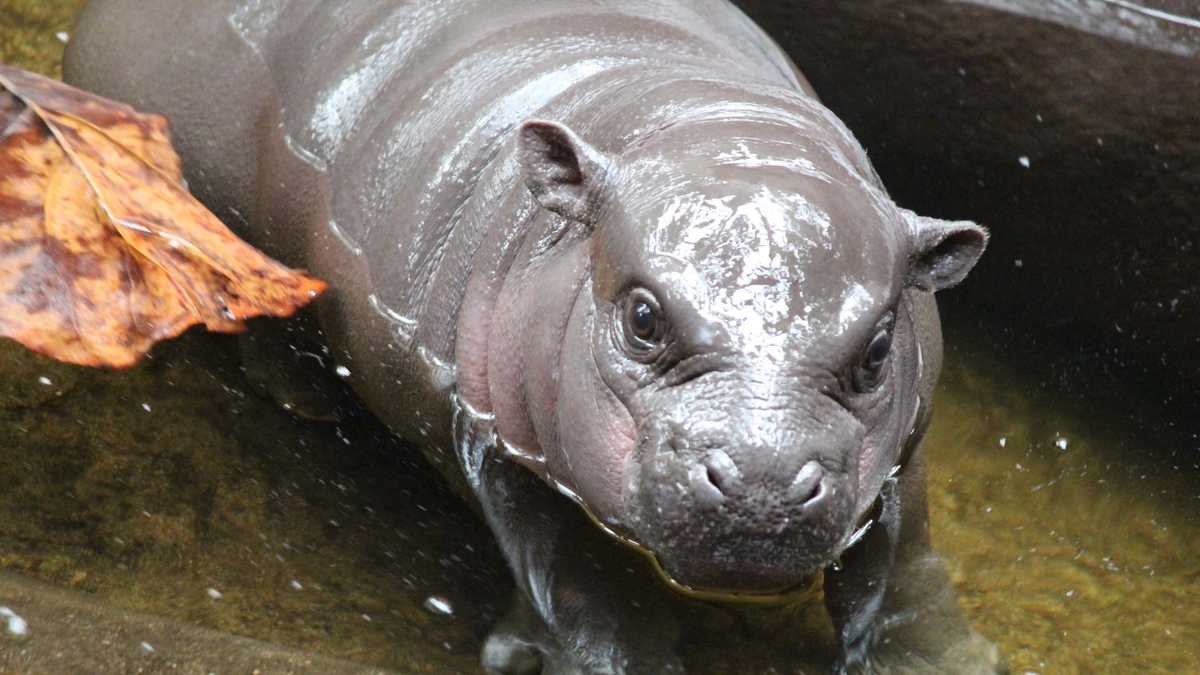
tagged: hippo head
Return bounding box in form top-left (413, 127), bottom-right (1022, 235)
top-left (505, 106), bottom-right (985, 596)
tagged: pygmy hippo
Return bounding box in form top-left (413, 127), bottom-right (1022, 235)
top-left (66, 1), bottom-right (1001, 672)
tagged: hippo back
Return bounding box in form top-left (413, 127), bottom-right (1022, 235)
top-left (65, 0), bottom-right (824, 450)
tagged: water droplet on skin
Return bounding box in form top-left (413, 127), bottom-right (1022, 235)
top-left (423, 595), bottom-right (454, 616)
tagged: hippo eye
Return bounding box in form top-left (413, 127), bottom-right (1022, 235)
top-left (621, 289), bottom-right (665, 355)
top-left (853, 315), bottom-right (895, 392)
top-left (630, 302), bottom-right (656, 339)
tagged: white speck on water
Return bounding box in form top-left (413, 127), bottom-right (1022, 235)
top-left (289, 580), bottom-right (304, 591)
top-left (335, 365), bottom-right (351, 378)
top-left (206, 588), bottom-right (222, 600)
top-left (423, 595), bottom-right (454, 616)
top-left (1065, 589), bottom-right (1076, 598)
top-left (1036, 113), bottom-right (1043, 123)
top-left (140, 642), bottom-right (155, 653)
top-left (0, 607), bottom-right (27, 636)
top-left (361, 614), bottom-right (372, 622)
top-left (1055, 437), bottom-right (1070, 450)
top-left (37, 376), bottom-right (53, 386)
top-left (1018, 156), bottom-right (1031, 168)
top-left (1014, 259), bottom-right (1024, 268)
top-left (141, 403), bottom-right (152, 412)
top-left (999, 436), bottom-right (1008, 448)
top-left (55, 31), bottom-right (69, 43)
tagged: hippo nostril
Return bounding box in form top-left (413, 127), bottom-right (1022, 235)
top-left (705, 464), bottom-right (724, 493)
top-left (686, 451), bottom-right (740, 508)
top-left (689, 462), bottom-right (725, 508)
top-left (703, 451), bottom-right (739, 495)
top-left (788, 460), bottom-right (825, 506)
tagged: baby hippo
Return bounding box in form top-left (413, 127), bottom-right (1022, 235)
top-left (65, 0), bottom-right (1001, 672)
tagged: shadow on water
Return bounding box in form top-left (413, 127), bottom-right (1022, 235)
top-left (2, 1), bottom-right (1198, 673)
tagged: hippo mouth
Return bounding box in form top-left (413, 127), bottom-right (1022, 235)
top-left (452, 394), bottom-right (898, 603)
top-left (615, 487), bottom-right (889, 604)
top-left (559, 467), bottom-right (897, 605)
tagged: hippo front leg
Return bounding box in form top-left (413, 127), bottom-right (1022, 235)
top-left (477, 460), bottom-right (684, 675)
top-left (824, 440), bottom-right (1004, 674)
top-left (455, 410), bottom-right (683, 675)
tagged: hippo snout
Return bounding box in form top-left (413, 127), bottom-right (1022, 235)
top-left (691, 451), bottom-right (828, 510)
top-left (626, 418), bottom-right (860, 594)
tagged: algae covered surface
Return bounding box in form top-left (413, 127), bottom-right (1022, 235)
top-left (0, 0), bottom-right (76, 77)
top-left (1, 2), bottom-right (1198, 674)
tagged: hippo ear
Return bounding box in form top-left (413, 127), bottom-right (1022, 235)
top-left (902, 209), bottom-right (989, 292)
top-left (519, 119), bottom-right (610, 224)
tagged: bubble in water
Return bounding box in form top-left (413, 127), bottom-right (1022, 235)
top-left (140, 642), bottom-right (155, 653)
top-left (142, 403), bottom-right (153, 412)
top-left (335, 365), bottom-right (351, 378)
top-left (37, 376), bottom-right (53, 386)
top-left (999, 436), bottom-right (1008, 448)
top-left (1018, 156), bottom-right (1031, 168)
top-left (1055, 437), bottom-right (1070, 450)
top-left (423, 595), bottom-right (454, 616)
top-left (0, 607), bottom-right (28, 636)
top-left (289, 580), bottom-right (304, 591)
top-left (206, 588), bottom-right (222, 600)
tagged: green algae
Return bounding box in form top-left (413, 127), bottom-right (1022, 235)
top-left (0, 0), bottom-right (82, 78)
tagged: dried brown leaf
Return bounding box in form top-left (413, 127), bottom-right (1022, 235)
top-left (0, 64), bottom-right (325, 367)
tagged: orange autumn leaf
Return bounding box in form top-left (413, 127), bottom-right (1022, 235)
top-left (0, 64), bottom-right (326, 368)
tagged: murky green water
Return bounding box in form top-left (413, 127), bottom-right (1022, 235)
top-left (2, 2), bottom-right (1197, 673)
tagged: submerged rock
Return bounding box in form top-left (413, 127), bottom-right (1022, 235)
top-left (0, 572), bottom-right (390, 674)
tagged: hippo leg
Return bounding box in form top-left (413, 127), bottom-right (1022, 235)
top-left (462, 433), bottom-right (683, 674)
top-left (237, 314), bottom-right (342, 423)
top-left (824, 439), bottom-right (1005, 674)
top-left (481, 590), bottom-right (547, 675)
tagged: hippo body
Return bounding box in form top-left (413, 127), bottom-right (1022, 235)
top-left (65, 1), bottom-right (999, 673)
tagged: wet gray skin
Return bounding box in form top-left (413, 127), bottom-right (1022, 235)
top-left (65, 1), bottom-right (994, 673)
